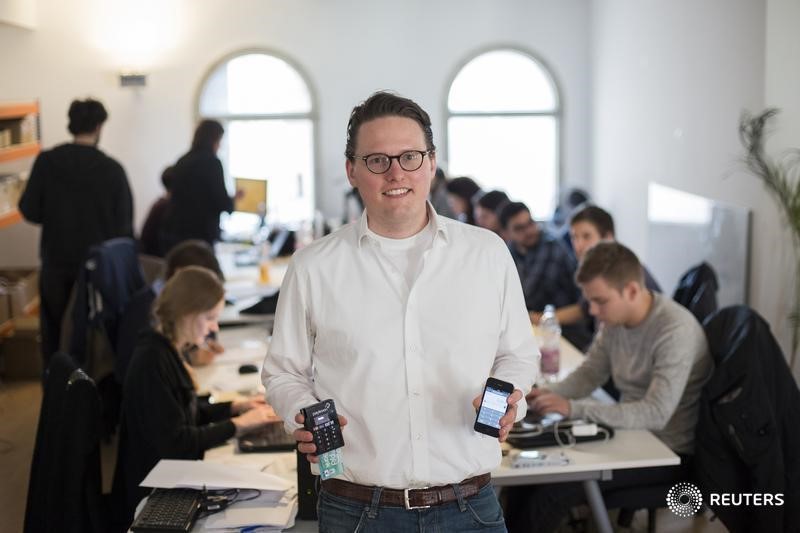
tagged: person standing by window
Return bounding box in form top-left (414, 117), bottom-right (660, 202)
top-left (160, 120), bottom-right (238, 253)
top-left (18, 98), bottom-right (133, 370)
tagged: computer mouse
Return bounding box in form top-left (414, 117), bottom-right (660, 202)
top-left (238, 363), bottom-right (259, 374)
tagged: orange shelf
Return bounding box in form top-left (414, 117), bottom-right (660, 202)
top-left (0, 102), bottom-right (38, 120)
top-left (0, 142), bottom-right (39, 163)
top-left (0, 208), bottom-right (22, 228)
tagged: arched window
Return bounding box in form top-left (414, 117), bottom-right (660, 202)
top-left (198, 51), bottom-right (315, 227)
top-left (446, 49), bottom-right (560, 219)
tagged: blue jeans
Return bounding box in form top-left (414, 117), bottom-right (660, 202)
top-left (317, 482), bottom-right (507, 533)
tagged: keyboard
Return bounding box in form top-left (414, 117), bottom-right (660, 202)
top-left (131, 488), bottom-right (202, 532)
top-left (238, 421), bottom-right (296, 453)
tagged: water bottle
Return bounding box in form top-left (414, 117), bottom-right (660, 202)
top-left (539, 304), bottom-right (561, 382)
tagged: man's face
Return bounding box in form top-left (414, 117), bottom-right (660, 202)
top-left (581, 276), bottom-right (635, 326)
top-left (475, 205), bottom-right (501, 233)
top-left (507, 210), bottom-right (539, 249)
top-left (345, 116), bottom-right (435, 234)
top-left (570, 221), bottom-right (609, 261)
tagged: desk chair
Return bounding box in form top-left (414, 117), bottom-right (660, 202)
top-left (695, 306), bottom-right (800, 532)
top-left (24, 353), bottom-right (106, 533)
top-left (68, 237), bottom-right (145, 436)
top-left (673, 262), bottom-right (718, 324)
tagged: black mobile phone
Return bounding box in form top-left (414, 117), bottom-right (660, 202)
top-left (474, 377), bottom-right (515, 437)
top-left (301, 399), bottom-right (344, 455)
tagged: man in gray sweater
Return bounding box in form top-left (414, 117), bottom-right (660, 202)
top-left (506, 241), bottom-right (713, 533)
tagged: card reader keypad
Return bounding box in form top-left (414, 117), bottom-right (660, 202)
top-left (302, 399), bottom-right (344, 455)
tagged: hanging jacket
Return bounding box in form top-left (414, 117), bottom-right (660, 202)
top-left (694, 306), bottom-right (800, 532)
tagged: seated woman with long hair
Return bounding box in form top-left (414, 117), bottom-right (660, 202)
top-left (114, 266), bottom-right (275, 525)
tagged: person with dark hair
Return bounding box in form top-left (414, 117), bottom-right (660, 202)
top-left (138, 166), bottom-right (175, 257)
top-left (498, 201), bottom-right (588, 348)
top-left (506, 242), bottom-right (712, 532)
top-left (539, 204), bottom-right (663, 350)
top-left (113, 266), bottom-right (276, 527)
top-left (159, 119), bottom-right (237, 253)
top-left (265, 91), bottom-right (537, 532)
top-left (428, 166), bottom-right (455, 218)
top-left (445, 176), bottom-right (482, 224)
top-left (474, 189), bottom-right (509, 237)
top-left (116, 239), bottom-right (226, 379)
top-left (18, 98), bottom-right (133, 370)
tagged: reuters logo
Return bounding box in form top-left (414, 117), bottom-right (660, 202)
top-left (667, 482), bottom-right (703, 517)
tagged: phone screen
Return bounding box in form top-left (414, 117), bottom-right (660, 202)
top-left (477, 386), bottom-right (511, 429)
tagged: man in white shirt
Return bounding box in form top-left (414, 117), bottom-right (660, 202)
top-left (263, 92), bottom-right (538, 532)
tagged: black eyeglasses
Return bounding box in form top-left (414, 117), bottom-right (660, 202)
top-left (355, 150), bottom-right (432, 174)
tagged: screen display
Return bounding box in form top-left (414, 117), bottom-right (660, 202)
top-left (477, 386), bottom-right (510, 429)
top-left (314, 413), bottom-right (330, 426)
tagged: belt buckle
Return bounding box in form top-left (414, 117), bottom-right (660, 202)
top-left (404, 487), bottom-right (431, 510)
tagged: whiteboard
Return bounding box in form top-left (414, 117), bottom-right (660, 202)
top-left (646, 183), bottom-right (751, 307)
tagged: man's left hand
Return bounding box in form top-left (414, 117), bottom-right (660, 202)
top-left (472, 388), bottom-right (524, 443)
top-left (530, 391), bottom-right (571, 417)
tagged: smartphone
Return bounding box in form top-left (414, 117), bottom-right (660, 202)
top-left (474, 377), bottom-right (515, 437)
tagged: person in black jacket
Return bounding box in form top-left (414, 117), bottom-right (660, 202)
top-left (159, 120), bottom-right (238, 253)
top-left (18, 98), bottom-right (133, 370)
top-left (114, 266), bottom-right (276, 526)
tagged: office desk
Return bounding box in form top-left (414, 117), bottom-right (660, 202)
top-left (497, 328), bottom-right (679, 533)
top-left (202, 326), bottom-right (678, 533)
top-left (218, 245), bottom-right (289, 327)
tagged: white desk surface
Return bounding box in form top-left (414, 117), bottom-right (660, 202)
top-left (492, 429), bottom-right (679, 486)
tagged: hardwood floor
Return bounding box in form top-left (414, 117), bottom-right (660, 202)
top-left (0, 380), bottom-right (40, 533)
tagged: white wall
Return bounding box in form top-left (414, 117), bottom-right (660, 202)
top-left (592, 0), bottom-right (800, 370)
top-left (0, 0), bottom-right (36, 29)
top-left (0, 0), bottom-right (592, 267)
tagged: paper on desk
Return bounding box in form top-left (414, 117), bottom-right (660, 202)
top-left (214, 343), bottom-right (268, 365)
top-left (140, 459), bottom-right (292, 492)
top-left (204, 490), bottom-right (298, 530)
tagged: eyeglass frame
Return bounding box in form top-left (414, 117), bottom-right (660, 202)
top-left (353, 149), bottom-right (434, 174)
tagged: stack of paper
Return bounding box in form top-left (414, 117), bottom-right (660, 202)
top-left (141, 459), bottom-right (292, 492)
top-left (204, 489), bottom-right (298, 531)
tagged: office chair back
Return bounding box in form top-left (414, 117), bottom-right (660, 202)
top-left (24, 352), bottom-right (105, 533)
top-left (672, 262), bottom-right (719, 324)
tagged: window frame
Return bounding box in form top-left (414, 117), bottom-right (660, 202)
top-left (194, 47), bottom-right (319, 221)
top-left (443, 46), bottom-right (564, 218)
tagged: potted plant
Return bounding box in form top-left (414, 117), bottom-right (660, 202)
top-left (739, 109), bottom-right (800, 368)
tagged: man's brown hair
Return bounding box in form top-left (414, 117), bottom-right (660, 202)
top-left (344, 91), bottom-right (435, 161)
top-left (576, 241), bottom-right (644, 291)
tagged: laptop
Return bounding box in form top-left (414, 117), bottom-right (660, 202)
top-left (237, 421), bottom-right (296, 453)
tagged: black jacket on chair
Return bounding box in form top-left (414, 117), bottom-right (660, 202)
top-left (673, 262), bottom-right (719, 324)
top-left (24, 353), bottom-right (105, 533)
top-left (694, 306), bottom-right (800, 532)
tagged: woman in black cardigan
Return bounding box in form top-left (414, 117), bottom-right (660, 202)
top-left (114, 266), bottom-right (275, 525)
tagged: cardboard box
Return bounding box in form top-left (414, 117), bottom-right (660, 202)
top-left (0, 269), bottom-right (38, 319)
top-left (0, 316), bottom-right (42, 379)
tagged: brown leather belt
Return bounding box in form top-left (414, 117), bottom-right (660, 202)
top-left (321, 473), bottom-right (491, 510)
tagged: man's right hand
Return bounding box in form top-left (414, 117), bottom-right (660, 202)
top-left (294, 412), bottom-right (348, 464)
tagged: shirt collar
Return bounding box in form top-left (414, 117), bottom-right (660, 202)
top-left (357, 201), bottom-right (449, 248)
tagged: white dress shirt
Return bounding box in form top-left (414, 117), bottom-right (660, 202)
top-left (262, 205), bottom-right (539, 488)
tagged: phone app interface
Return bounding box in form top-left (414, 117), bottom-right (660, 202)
top-left (478, 387), bottom-right (510, 428)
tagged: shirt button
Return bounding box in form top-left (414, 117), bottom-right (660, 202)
top-left (412, 390), bottom-right (420, 396)
top-left (417, 433), bottom-right (423, 440)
